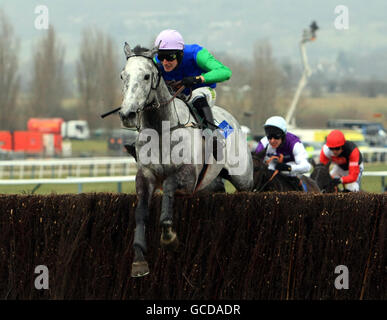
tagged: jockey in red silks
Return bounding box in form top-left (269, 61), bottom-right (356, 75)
top-left (320, 129), bottom-right (364, 191)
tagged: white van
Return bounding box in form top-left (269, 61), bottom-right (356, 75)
top-left (61, 120), bottom-right (90, 140)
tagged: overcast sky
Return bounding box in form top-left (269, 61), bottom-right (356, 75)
top-left (1, 0), bottom-right (387, 65)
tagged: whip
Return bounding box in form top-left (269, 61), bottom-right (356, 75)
top-left (100, 107), bottom-right (121, 119)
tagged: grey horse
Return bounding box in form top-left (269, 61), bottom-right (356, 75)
top-left (118, 43), bottom-right (254, 277)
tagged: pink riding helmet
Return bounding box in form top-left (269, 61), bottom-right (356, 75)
top-left (155, 29), bottom-right (184, 50)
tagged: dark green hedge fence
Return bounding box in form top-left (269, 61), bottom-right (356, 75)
top-left (0, 192), bottom-right (385, 300)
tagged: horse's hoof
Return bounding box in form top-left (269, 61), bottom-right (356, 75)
top-left (160, 232), bottom-right (179, 251)
top-left (131, 261), bottom-right (150, 278)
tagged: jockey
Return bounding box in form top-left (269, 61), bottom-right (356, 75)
top-left (154, 29), bottom-right (231, 159)
top-left (320, 129), bottom-right (364, 191)
top-left (255, 116), bottom-right (311, 187)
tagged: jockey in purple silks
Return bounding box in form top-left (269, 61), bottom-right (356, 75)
top-left (255, 116), bottom-right (311, 178)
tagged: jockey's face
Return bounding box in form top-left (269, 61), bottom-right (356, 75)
top-left (330, 147), bottom-right (343, 157)
top-left (160, 58), bottom-right (178, 72)
top-left (268, 136), bottom-right (282, 149)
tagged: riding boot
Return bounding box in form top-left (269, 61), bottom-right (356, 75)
top-left (193, 97), bottom-right (224, 161)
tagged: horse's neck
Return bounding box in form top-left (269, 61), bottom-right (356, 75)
top-left (141, 82), bottom-right (183, 133)
top-left (255, 164), bottom-right (271, 181)
top-left (156, 80), bottom-right (173, 104)
top-left (140, 82), bottom-right (188, 132)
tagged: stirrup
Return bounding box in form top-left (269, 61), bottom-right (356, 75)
top-left (205, 121), bottom-right (219, 131)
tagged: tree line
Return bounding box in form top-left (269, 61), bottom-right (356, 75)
top-left (0, 11), bottom-right (121, 132)
top-left (1, 10), bottom-right (386, 135)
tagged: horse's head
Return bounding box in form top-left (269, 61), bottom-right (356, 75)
top-left (251, 149), bottom-right (267, 170)
top-left (119, 43), bottom-right (160, 128)
top-left (251, 149), bottom-right (272, 191)
top-left (310, 161), bottom-right (334, 192)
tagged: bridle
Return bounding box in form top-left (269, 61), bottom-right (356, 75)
top-left (125, 54), bottom-right (162, 111)
top-left (253, 154), bottom-right (283, 192)
top-left (126, 54), bottom-right (189, 112)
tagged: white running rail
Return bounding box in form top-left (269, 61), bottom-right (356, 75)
top-left (0, 157), bottom-right (137, 179)
top-left (0, 175), bottom-right (136, 193)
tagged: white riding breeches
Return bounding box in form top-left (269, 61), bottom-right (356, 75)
top-left (330, 163), bottom-right (364, 191)
top-left (187, 86), bottom-right (216, 107)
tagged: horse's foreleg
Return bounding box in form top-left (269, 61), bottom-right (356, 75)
top-left (131, 172), bottom-right (155, 278)
top-left (159, 176), bottom-right (179, 250)
top-left (131, 201), bottom-right (149, 277)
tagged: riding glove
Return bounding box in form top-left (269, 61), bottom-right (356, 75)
top-left (181, 76), bottom-right (202, 87)
top-left (331, 177), bottom-right (342, 186)
top-left (275, 163), bottom-right (292, 172)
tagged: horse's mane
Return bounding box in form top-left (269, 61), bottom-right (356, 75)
top-left (132, 45), bottom-right (150, 55)
top-left (251, 149), bottom-right (266, 163)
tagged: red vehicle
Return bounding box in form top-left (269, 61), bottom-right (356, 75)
top-left (0, 118), bottom-right (64, 155)
top-left (27, 118), bottom-right (63, 154)
top-left (0, 131), bottom-right (12, 151)
top-left (13, 131), bottom-right (44, 154)
top-left (27, 118), bottom-right (64, 134)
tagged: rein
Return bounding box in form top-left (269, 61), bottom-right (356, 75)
top-left (254, 154), bottom-right (284, 192)
top-left (254, 169), bottom-right (280, 192)
top-left (143, 83), bottom-right (188, 111)
top-left (266, 154), bottom-right (284, 165)
top-left (101, 83), bottom-right (186, 119)
top-left (165, 80), bottom-right (193, 103)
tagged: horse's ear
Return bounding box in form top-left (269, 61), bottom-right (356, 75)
top-left (124, 42), bottom-right (132, 59)
top-left (150, 47), bottom-right (158, 58)
top-left (150, 41), bottom-right (161, 57)
top-left (326, 160), bottom-right (331, 168)
top-left (310, 158), bottom-right (316, 168)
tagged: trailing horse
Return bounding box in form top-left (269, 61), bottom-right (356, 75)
top-left (310, 161), bottom-right (335, 192)
top-left (309, 160), bottom-right (353, 193)
top-left (252, 150), bottom-right (320, 192)
top-left (118, 44), bottom-right (254, 277)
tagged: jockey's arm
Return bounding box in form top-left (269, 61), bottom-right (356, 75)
top-left (196, 48), bottom-right (232, 83)
top-left (341, 148), bottom-right (361, 184)
top-left (290, 142), bottom-right (311, 174)
top-left (320, 145), bottom-right (331, 164)
top-left (255, 140), bottom-right (265, 154)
